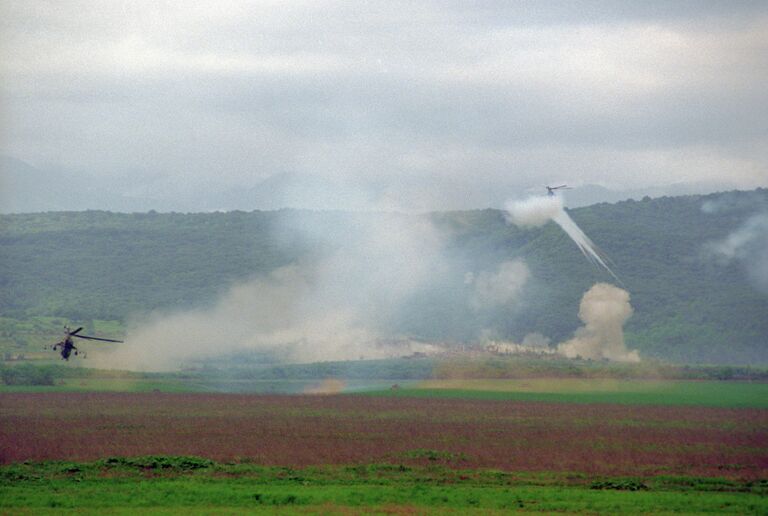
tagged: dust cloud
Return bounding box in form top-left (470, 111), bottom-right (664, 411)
top-left (557, 283), bottom-right (639, 362)
top-left (91, 213), bottom-right (449, 371)
top-left (467, 259), bottom-right (530, 311)
top-left (504, 196), bottom-right (635, 361)
top-left (92, 194), bottom-right (636, 371)
top-left (304, 378), bottom-right (347, 394)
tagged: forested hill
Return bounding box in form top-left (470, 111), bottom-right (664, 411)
top-left (1, 189), bottom-right (767, 364)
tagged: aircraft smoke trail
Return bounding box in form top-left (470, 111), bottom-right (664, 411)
top-left (505, 195), bottom-right (622, 284)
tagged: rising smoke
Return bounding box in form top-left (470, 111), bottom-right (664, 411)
top-left (93, 194), bottom-right (635, 371)
top-left (558, 283), bottom-right (639, 362)
top-left (504, 195), bottom-right (635, 360)
top-left (467, 259), bottom-right (530, 311)
top-left (704, 212), bottom-right (768, 295)
top-left (505, 195), bottom-right (621, 283)
top-left (482, 331), bottom-right (553, 355)
top-left (480, 282), bottom-right (638, 362)
top-left (92, 213), bottom-right (449, 371)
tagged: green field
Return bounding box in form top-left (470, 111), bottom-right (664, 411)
top-left (0, 372), bottom-right (415, 394)
top-left (366, 378), bottom-right (768, 408)
top-left (2, 459), bottom-right (766, 514)
top-left (5, 372), bottom-right (768, 408)
top-left (4, 365), bottom-right (768, 407)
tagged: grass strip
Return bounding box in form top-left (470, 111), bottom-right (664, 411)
top-left (1, 458), bottom-right (766, 513)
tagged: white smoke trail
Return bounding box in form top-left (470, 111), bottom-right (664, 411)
top-left (505, 195), bottom-right (622, 284)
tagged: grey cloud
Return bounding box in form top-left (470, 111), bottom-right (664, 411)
top-left (1, 1), bottom-right (767, 212)
top-left (468, 260), bottom-right (530, 311)
top-left (432, 1), bottom-right (768, 26)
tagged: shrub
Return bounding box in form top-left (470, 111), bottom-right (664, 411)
top-left (0, 364), bottom-right (56, 386)
top-left (99, 456), bottom-right (213, 471)
top-left (590, 480), bottom-right (649, 491)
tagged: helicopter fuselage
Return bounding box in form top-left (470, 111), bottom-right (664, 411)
top-left (53, 336), bottom-right (77, 360)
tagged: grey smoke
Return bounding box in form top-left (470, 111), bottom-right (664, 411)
top-left (522, 332), bottom-right (551, 349)
top-left (467, 259), bottom-right (530, 311)
top-left (480, 282), bottom-right (639, 362)
top-left (705, 212), bottom-right (768, 294)
top-left (701, 190), bottom-right (768, 215)
top-left (92, 213), bottom-right (449, 371)
top-left (483, 331), bottom-right (553, 355)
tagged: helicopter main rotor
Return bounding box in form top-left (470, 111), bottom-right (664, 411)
top-left (64, 325), bottom-right (123, 343)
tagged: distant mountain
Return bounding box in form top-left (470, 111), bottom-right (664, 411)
top-left (206, 172), bottom-right (376, 211)
top-left (0, 156), bottom-right (85, 213)
top-left (208, 175), bottom-right (745, 212)
top-left (3, 154), bottom-right (749, 213)
top-left (0, 157), bottom-right (379, 213)
top-left (0, 156), bottom-right (167, 213)
top-left (560, 183), bottom-right (740, 208)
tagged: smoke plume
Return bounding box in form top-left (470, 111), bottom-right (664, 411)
top-left (467, 259), bottom-right (530, 311)
top-left (505, 196), bottom-right (563, 228)
top-left (91, 213), bottom-right (449, 371)
top-left (505, 195), bottom-right (621, 283)
top-left (483, 331), bottom-right (553, 355)
top-left (704, 212), bottom-right (768, 294)
top-left (557, 283), bottom-right (639, 362)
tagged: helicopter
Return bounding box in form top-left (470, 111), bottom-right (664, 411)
top-left (546, 185), bottom-right (572, 196)
top-left (49, 326), bottom-right (123, 361)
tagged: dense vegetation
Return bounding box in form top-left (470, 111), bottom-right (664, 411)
top-left (1, 189), bottom-right (766, 363)
top-left (0, 363), bottom-right (55, 386)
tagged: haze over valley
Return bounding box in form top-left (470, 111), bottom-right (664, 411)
top-left (2, 189), bottom-right (766, 368)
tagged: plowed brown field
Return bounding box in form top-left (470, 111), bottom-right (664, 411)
top-left (2, 393), bottom-right (766, 478)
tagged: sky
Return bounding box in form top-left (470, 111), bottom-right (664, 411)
top-left (1, 1), bottom-right (767, 212)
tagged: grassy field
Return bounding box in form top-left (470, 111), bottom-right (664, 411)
top-left (370, 378), bottom-right (768, 408)
top-left (6, 371), bottom-right (766, 409)
top-left (0, 376), bottom-right (414, 394)
top-left (2, 458), bottom-right (766, 514)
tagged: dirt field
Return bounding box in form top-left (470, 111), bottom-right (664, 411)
top-left (2, 392), bottom-right (766, 478)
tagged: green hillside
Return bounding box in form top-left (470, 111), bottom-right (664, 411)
top-left (1, 190), bottom-right (766, 364)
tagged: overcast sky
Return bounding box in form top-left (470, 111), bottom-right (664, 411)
top-left (1, 1), bottom-right (767, 211)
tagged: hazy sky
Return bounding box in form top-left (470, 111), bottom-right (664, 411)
top-left (2, 1), bottom-right (767, 211)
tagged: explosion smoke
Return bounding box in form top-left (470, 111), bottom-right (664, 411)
top-left (467, 259), bottom-right (530, 311)
top-left (483, 332), bottom-right (553, 355)
top-left (505, 195), bottom-right (621, 283)
top-left (558, 283), bottom-right (639, 362)
top-left (91, 213), bottom-right (449, 371)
